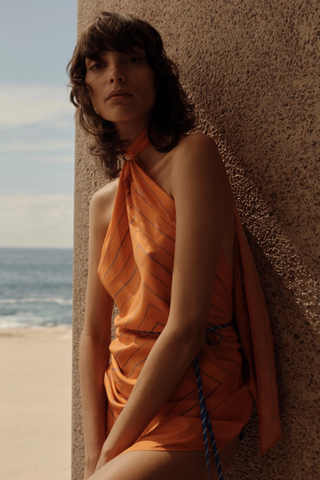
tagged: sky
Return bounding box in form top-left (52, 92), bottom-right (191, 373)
top-left (0, 0), bottom-right (77, 248)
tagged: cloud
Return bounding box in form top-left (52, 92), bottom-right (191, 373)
top-left (0, 84), bottom-right (75, 129)
top-left (0, 195), bottom-right (74, 248)
top-left (28, 153), bottom-right (75, 164)
top-left (0, 84), bottom-right (75, 166)
top-left (0, 138), bottom-right (74, 153)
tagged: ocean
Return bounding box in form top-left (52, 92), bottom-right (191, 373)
top-left (0, 247), bottom-right (73, 329)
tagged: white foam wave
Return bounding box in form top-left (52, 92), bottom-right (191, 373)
top-left (0, 297), bottom-right (72, 306)
top-left (0, 315), bottom-right (51, 329)
top-left (0, 314), bottom-right (71, 329)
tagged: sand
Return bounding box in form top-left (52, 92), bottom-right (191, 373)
top-left (0, 326), bottom-right (72, 480)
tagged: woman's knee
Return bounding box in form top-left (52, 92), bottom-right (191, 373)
top-left (87, 437), bottom-right (240, 480)
top-left (88, 450), bottom-right (206, 480)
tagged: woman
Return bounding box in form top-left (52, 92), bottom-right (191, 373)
top-left (68, 12), bottom-right (281, 480)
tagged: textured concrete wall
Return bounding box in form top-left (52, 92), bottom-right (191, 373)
top-left (72, 1), bottom-right (320, 478)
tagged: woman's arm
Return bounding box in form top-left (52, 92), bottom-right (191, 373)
top-left (80, 186), bottom-right (116, 477)
top-left (95, 134), bottom-right (234, 467)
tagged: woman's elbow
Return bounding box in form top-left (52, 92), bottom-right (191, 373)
top-left (186, 328), bottom-right (207, 357)
top-left (165, 321), bottom-right (207, 359)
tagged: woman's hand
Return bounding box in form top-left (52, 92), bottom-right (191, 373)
top-left (83, 466), bottom-right (95, 480)
top-left (93, 455), bottom-right (107, 473)
top-left (93, 443), bottom-right (114, 473)
top-left (83, 457), bottom-right (99, 479)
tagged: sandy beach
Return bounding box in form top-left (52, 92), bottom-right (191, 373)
top-left (0, 326), bottom-right (72, 480)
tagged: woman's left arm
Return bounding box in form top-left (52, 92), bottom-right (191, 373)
top-left (95, 134), bottom-right (234, 468)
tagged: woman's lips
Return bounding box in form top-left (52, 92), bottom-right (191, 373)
top-left (106, 90), bottom-right (133, 101)
top-left (107, 93), bottom-right (132, 101)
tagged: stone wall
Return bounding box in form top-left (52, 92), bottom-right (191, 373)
top-left (72, 1), bottom-right (320, 478)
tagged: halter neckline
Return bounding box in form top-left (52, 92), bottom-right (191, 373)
top-left (124, 128), bottom-right (151, 161)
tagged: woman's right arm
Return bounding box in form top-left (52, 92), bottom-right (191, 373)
top-left (80, 186), bottom-right (116, 478)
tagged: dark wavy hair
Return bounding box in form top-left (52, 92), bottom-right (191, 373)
top-left (67, 11), bottom-right (195, 179)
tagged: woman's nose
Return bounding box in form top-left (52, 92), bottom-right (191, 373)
top-left (107, 62), bottom-right (125, 84)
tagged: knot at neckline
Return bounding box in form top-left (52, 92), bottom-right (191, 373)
top-left (123, 128), bottom-right (151, 161)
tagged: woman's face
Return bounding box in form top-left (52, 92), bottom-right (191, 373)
top-left (85, 47), bottom-right (156, 130)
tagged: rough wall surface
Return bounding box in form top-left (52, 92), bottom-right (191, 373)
top-left (72, 1), bottom-right (320, 478)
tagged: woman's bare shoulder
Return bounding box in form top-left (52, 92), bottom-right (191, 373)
top-left (174, 133), bottom-right (220, 159)
top-left (169, 132), bottom-right (233, 209)
top-left (90, 178), bottom-right (119, 210)
top-left (171, 133), bottom-right (227, 181)
top-left (89, 178), bottom-right (119, 234)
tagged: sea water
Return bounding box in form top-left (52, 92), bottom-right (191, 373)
top-left (0, 247), bottom-right (73, 328)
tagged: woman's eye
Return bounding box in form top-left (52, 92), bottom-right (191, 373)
top-left (127, 57), bottom-right (142, 64)
top-left (90, 63), bottom-right (103, 70)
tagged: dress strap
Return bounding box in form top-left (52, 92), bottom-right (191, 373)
top-left (124, 127), bottom-right (151, 161)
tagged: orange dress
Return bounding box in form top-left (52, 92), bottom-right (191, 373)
top-left (97, 131), bottom-right (281, 457)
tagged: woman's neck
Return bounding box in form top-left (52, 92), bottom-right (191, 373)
top-left (115, 120), bottom-right (150, 144)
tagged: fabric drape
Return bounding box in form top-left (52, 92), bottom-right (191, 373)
top-left (97, 133), bottom-right (281, 455)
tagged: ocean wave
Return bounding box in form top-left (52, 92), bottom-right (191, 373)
top-left (0, 297), bottom-right (72, 306)
top-left (0, 315), bottom-right (47, 329)
top-left (0, 314), bottom-right (72, 329)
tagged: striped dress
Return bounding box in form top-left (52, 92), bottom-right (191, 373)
top-left (97, 130), bottom-right (281, 461)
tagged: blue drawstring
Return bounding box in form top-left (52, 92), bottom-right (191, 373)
top-left (126, 321), bottom-right (232, 479)
top-left (193, 322), bottom-right (232, 480)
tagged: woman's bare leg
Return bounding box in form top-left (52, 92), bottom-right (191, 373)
top-left (88, 435), bottom-right (240, 480)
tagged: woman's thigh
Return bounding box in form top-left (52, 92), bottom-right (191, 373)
top-left (89, 436), bottom-right (240, 480)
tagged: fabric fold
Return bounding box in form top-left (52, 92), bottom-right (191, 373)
top-left (233, 210), bottom-right (282, 455)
